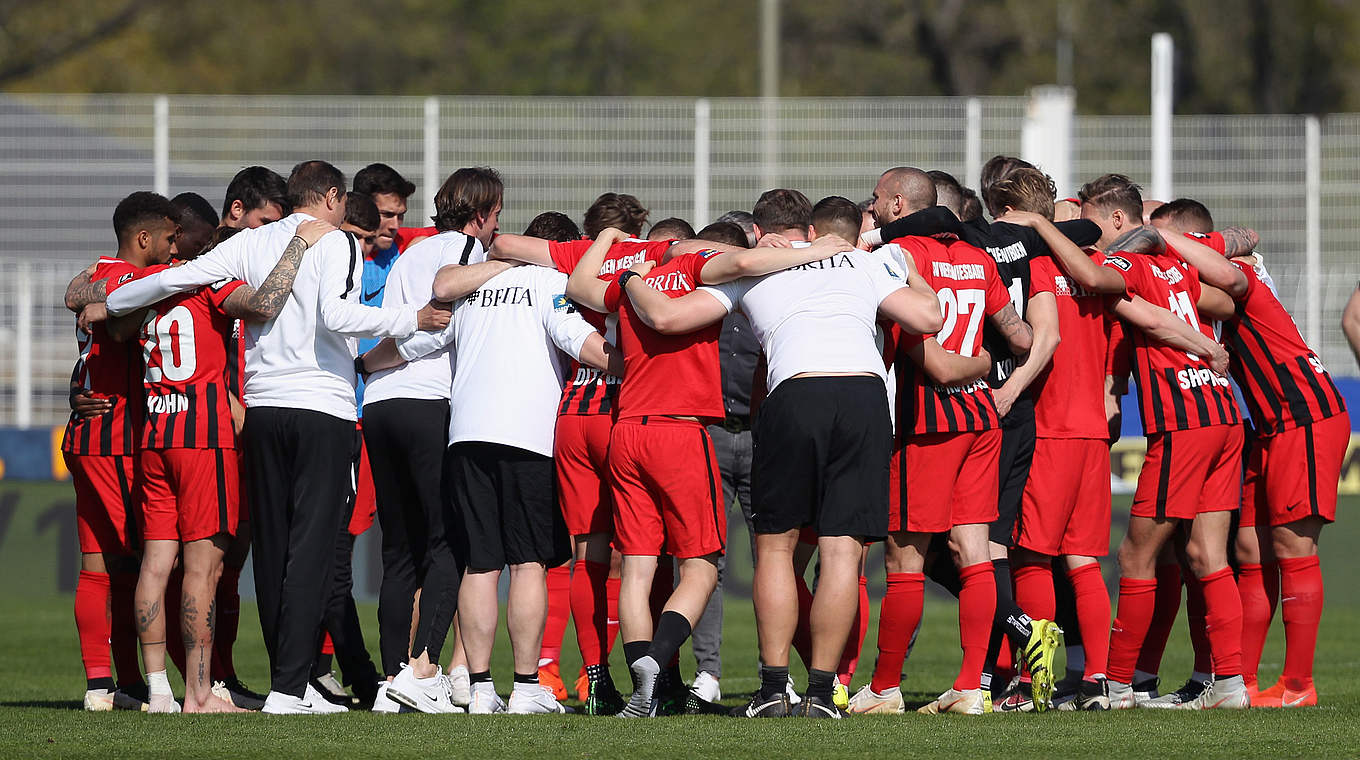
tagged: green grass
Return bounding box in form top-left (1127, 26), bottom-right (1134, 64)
top-left (2, 485), bottom-right (1360, 757)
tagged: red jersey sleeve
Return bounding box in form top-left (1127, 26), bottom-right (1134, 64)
top-left (103, 262), bottom-right (169, 293)
top-left (1028, 257), bottom-right (1058, 297)
top-left (1100, 253), bottom-right (1138, 298)
top-left (548, 239), bottom-right (592, 274)
top-left (203, 278), bottom-right (247, 312)
top-left (1183, 231), bottom-right (1227, 255)
top-left (686, 248), bottom-right (725, 286)
top-left (603, 276), bottom-right (623, 313)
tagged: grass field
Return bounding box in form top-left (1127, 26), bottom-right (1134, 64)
top-left (3, 485), bottom-right (1360, 758)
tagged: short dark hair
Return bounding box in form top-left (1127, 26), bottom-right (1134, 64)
top-left (811, 196), bottom-right (861, 242)
top-left (221, 166), bottom-right (289, 219)
top-left (1150, 198), bottom-right (1215, 234)
top-left (344, 192), bottom-right (380, 232)
top-left (752, 188), bottom-right (812, 234)
top-left (1079, 173), bottom-right (1144, 222)
top-left (524, 211), bottom-right (581, 242)
top-left (353, 163), bottom-right (415, 199)
top-left (432, 167), bottom-right (503, 232)
top-left (987, 167), bottom-right (1056, 220)
top-left (287, 160), bottom-right (346, 210)
top-left (960, 188), bottom-right (983, 222)
top-left (172, 192), bottom-right (219, 229)
top-left (583, 193), bottom-right (648, 238)
top-left (927, 170), bottom-right (965, 217)
top-left (648, 217), bottom-right (696, 241)
top-left (696, 221), bottom-right (749, 248)
top-left (113, 191), bottom-right (179, 244)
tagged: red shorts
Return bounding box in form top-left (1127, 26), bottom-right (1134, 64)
top-left (608, 417), bottom-right (725, 559)
top-left (140, 448), bottom-right (239, 542)
top-left (1241, 412), bottom-right (1350, 528)
top-left (1131, 425), bottom-right (1243, 520)
top-left (350, 423), bottom-right (376, 536)
top-left (1016, 438), bottom-right (1112, 557)
top-left (66, 452), bottom-right (140, 555)
top-left (555, 414), bottom-right (615, 536)
top-left (892, 429), bottom-right (1001, 534)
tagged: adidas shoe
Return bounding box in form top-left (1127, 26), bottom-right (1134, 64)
top-left (832, 681), bottom-right (849, 710)
top-left (467, 682), bottom-right (506, 714)
top-left (1056, 679), bottom-right (1110, 711)
top-left (385, 668), bottom-right (463, 714)
top-left (448, 665), bottom-right (472, 707)
top-left (691, 671), bottom-right (721, 702)
top-left (917, 688), bottom-right (986, 715)
top-left (261, 684), bottom-right (350, 715)
top-left (730, 691), bottom-right (791, 718)
top-left (994, 680), bottom-right (1036, 713)
top-left (216, 677), bottom-right (267, 710)
top-left (1142, 678), bottom-right (1207, 709)
top-left (508, 683), bottom-right (568, 714)
top-left (371, 681), bottom-right (400, 713)
top-left (846, 684), bottom-right (905, 714)
top-left (1133, 676), bottom-right (1161, 705)
top-left (794, 693), bottom-right (844, 718)
top-left (537, 660), bottom-right (568, 702)
top-left (584, 676), bottom-right (625, 716)
top-left (82, 689), bottom-right (114, 712)
top-left (1175, 676), bottom-right (1249, 710)
top-left (1020, 619), bottom-right (1062, 711)
top-left (148, 693), bottom-right (182, 713)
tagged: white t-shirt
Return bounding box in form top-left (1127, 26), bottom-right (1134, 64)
top-left (363, 231), bottom-right (486, 406)
top-left (703, 248), bottom-right (909, 392)
top-left (401, 265), bottom-right (596, 456)
top-left (105, 212), bottom-right (419, 421)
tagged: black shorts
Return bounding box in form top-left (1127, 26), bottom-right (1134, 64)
top-left (993, 398), bottom-right (1036, 546)
top-left (751, 375), bottom-right (891, 540)
top-left (446, 441), bottom-right (569, 570)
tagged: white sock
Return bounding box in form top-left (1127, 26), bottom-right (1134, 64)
top-left (148, 670), bottom-right (172, 697)
top-left (450, 665), bottom-right (468, 677)
top-left (1134, 669), bottom-right (1158, 685)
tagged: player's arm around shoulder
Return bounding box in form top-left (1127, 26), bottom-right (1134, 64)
top-left (223, 219), bottom-right (333, 322)
top-left (874, 250), bottom-right (943, 335)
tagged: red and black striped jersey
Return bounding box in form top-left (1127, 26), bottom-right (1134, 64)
top-left (548, 238), bottom-right (672, 416)
top-left (112, 271), bottom-right (246, 450)
top-left (1221, 260), bottom-right (1346, 435)
top-left (62, 257), bottom-right (146, 456)
top-left (890, 236), bottom-right (1006, 435)
top-left (1102, 251), bottom-right (1240, 434)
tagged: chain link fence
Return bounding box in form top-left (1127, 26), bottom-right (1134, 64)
top-left (1, 93), bottom-right (1356, 427)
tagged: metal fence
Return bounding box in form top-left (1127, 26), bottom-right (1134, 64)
top-left (1, 93), bottom-right (1356, 427)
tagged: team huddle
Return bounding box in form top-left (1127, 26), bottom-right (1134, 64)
top-left (60, 154), bottom-right (1347, 718)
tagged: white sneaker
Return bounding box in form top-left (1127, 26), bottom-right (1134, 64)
top-left (386, 668), bottom-right (463, 714)
top-left (785, 674), bottom-right (802, 706)
top-left (148, 693), bottom-right (182, 713)
top-left (261, 685), bottom-right (350, 715)
top-left (691, 671), bottom-right (721, 702)
top-left (1107, 680), bottom-right (1137, 710)
top-left (83, 689), bottom-right (113, 712)
top-left (467, 682), bottom-right (506, 714)
top-left (306, 683), bottom-right (349, 713)
top-left (508, 684), bottom-right (568, 714)
top-left (917, 688), bottom-right (985, 715)
top-left (1175, 676), bottom-right (1250, 710)
top-left (847, 684), bottom-right (905, 714)
top-left (372, 681), bottom-right (400, 713)
top-left (448, 665), bottom-right (472, 707)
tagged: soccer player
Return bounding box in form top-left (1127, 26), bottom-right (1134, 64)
top-left (219, 165), bottom-right (289, 229)
top-left (1153, 200), bottom-right (1349, 707)
top-left (106, 160), bottom-right (451, 714)
top-left (170, 192), bottom-right (220, 259)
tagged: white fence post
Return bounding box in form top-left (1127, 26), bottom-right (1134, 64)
top-left (16, 262), bottom-right (32, 428)
top-left (153, 95), bottom-right (169, 196)
top-left (423, 97), bottom-right (440, 225)
top-left (694, 98), bottom-right (711, 227)
top-left (1305, 114), bottom-right (1322, 348)
top-left (1151, 33), bottom-right (1174, 201)
top-left (1021, 86), bottom-right (1074, 197)
top-left (965, 97), bottom-right (982, 191)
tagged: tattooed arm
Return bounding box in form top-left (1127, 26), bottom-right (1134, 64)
top-left (1107, 225), bottom-right (1166, 256)
top-left (65, 263), bottom-right (105, 312)
top-left (989, 303), bottom-right (1033, 355)
top-left (1218, 226), bottom-right (1259, 257)
top-left (221, 219), bottom-right (334, 322)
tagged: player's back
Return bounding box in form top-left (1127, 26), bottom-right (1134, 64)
top-left (1029, 252), bottom-right (1113, 439)
top-left (63, 256), bottom-right (144, 456)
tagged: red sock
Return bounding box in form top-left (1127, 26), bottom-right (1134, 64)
top-left (1197, 566), bottom-right (1243, 677)
top-left (571, 560), bottom-right (611, 667)
top-left (791, 575), bottom-right (814, 669)
top-left (605, 576), bottom-right (621, 655)
top-left (1013, 562), bottom-right (1056, 620)
top-left (837, 575), bottom-right (869, 685)
top-left (1134, 564), bottom-right (1181, 677)
top-left (212, 564), bottom-right (241, 680)
top-left (1067, 562), bottom-right (1110, 681)
top-left (1186, 573), bottom-right (1213, 674)
top-left (1107, 577), bottom-right (1159, 684)
top-left (870, 572), bottom-right (923, 693)
top-left (540, 563), bottom-right (572, 663)
top-left (108, 570), bottom-right (142, 687)
top-left (75, 570), bottom-right (113, 681)
top-left (1278, 555), bottom-right (1323, 690)
top-left (1237, 562), bottom-right (1276, 688)
top-left (165, 567), bottom-right (186, 676)
top-left (954, 562), bottom-right (996, 691)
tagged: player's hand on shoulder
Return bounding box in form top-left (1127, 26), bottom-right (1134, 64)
top-left (598, 227), bottom-right (630, 244)
top-left (756, 232), bottom-right (791, 248)
top-left (630, 260), bottom-right (656, 277)
top-left (1208, 343), bottom-right (1230, 376)
top-left (78, 302), bottom-right (108, 332)
top-left (809, 234), bottom-right (854, 254)
top-left (417, 299), bottom-right (453, 331)
top-left (296, 219), bottom-right (337, 247)
top-left (994, 208), bottom-right (1040, 227)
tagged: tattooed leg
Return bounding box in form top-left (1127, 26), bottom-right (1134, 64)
top-left (135, 540), bottom-right (180, 678)
top-left (181, 535), bottom-right (241, 712)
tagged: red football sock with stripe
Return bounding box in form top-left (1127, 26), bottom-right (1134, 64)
top-left (1278, 555), bottom-right (1323, 691)
top-left (605, 575), bottom-right (621, 655)
top-left (1067, 562), bottom-right (1110, 681)
top-left (571, 560), bottom-right (611, 667)
top-left (75, 570), bottom-right (113, 682)
top-left (212, 563), bottom-right (242, 680)
top-left (540, 562), bottom-right (572, 664)
top-left (1107, 577), bottom-right (1159, 684)
top-left (1186, 573), bottom-right (1213, 675)
top-left (837, 575), bottom-right (870, 685)
top-left (109, 569), bottom-right (142, 688)
top-left (1134, 564), bottom-right (1181, 677)
top-left (954, 562), bottom-right (996, 691)
top-left (869, 572), bottom-right (923, 693)
top-left (1237, 562), bottom-right (1277, 688)
top-left (791, 574), bottom-right (815, 669)
top-left (1198, 566), bottom-right (1243, 677)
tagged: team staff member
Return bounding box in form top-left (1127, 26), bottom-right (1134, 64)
top-left (106, 161), bottom-right (451, 714)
